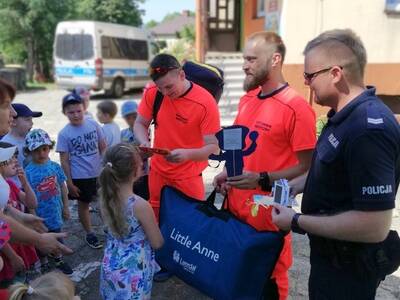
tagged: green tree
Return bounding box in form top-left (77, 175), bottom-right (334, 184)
top-left (178, 24), bottom-right (195, 43)
top-left (145, 19), bottom-right (158, 29)
top-left (0, 0), bottom-right (76, 81)
top-left (0, 0), bottom-right (144, 82)
top-left (76, 0), bottom-right (144, 26)
top-left (162, 12), bottom-right (181, 22)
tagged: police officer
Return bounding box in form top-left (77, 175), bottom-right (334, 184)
top-left (271, 29), bottom-right (400, 299)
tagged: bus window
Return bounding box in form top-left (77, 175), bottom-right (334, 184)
top-left (101, 36), bottom-right (148, 60)
top-left (129, 40), bottom-right (148, 60)
top-left (55, 34), bottom-right (94, 60)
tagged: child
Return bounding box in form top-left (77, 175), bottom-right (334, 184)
top-left (57, 93), bottom-right (106, 249)
top-left (99, 143), bottom-right (163, 300)
top-left (72, 86), bottom-right (93, 120)
top-left (24, 129), bottom-right (72, 275)
top-left (1, 103), bottom-right (42, 187)
top-left (8, 271), bottom-right (81, 300)
top-left (96, 100), bottom-right (120, 147)
top-left (120, 100), bottom-right (150, 200)
top-left (120, 100), bottom-right (138, 144)
top-left (0, 142), bottom-right (38, 286)
top-left (0, 142), bottom-right (37, 211)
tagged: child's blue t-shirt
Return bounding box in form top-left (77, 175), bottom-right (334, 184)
top-left (25, 160), bottom-right (67, 231)
top-left (56, 119), bottom-right (104, 179)
top-left (120, 127), bottom-right (135, 144)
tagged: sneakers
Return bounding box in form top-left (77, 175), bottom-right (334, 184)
top-left (85, 233), bottom-right (103, 249)
top-left (153, 268), bottom-right (172, 282)
top-left (55, 259), bottom-right (73, 275)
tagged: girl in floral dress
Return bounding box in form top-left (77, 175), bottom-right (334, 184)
top-left (99, 143), bottom-right (163, 300)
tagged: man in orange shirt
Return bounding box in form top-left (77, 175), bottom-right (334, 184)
top-left (213, 32), bottom-right (316, 299)
top-left (134, 54), bottom-right (220, 280)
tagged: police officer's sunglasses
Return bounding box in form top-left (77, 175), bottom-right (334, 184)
top-left (303, 66), bottom-right (343, 83)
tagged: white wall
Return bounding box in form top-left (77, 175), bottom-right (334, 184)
top-left (281, 0), bottom-right (400, 64)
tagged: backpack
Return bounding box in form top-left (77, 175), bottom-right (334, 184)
top-left (152, 61), bottom-right (224, 127)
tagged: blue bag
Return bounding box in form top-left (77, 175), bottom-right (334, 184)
top-left (156, 186), bottom-right (284, 300)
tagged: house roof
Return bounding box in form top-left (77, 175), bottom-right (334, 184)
top-left (151, 14), bottom-right (195, 37)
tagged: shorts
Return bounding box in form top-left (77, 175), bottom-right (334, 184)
top-left (71, 178), bottom-right (98, 203)
top-left (149, 169), bottom-right (204, 221)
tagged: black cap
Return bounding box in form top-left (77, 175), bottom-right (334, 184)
top-left (12, 103), bottom-right (42, 118)
top-left (62, 93), bottom-right (83, 110)
top-left (149, 54), bottom-right (181, 81)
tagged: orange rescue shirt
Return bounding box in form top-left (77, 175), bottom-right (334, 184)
top-left (229, 84), bottom-right (316, 230)
top-left (138, 83), bottom-right (221, 179)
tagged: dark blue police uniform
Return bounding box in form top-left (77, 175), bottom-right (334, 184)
top-left (302, 87), bottom-right (400, 299)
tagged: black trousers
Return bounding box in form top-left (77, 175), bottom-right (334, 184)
top-left (309, 250), bottom-right (382, 300)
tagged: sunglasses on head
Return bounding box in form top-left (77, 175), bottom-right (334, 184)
top-left (149, 66), bottom-right (178, 77)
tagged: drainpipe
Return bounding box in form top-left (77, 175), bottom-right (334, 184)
top-left (196, 0), bottom-right (206, 62)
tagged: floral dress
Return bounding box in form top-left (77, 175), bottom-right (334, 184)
top-left (100, 196), bottom-right (160, 300)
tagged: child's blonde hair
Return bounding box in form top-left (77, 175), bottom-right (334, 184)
top-left (99, 143), bottom-right (141, 238)
top-left (8, 271), bottom-right (75, 300)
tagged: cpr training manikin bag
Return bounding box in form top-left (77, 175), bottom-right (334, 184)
top-left (156, 186), bottom-right (284, 300)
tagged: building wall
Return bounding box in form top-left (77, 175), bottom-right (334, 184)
top-left (282, 0), bottom-right (400, 64)
top-left (240, 0), bottom-right (400, 115)
top-left (283, 62), bottom-right (400, 117)
top-left (243, 0), bottom-right (265, 41)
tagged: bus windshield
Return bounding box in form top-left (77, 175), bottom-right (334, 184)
top-left (55, 33), bottom-right (94, 60)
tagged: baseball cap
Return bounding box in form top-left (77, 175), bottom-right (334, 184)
top-left (12, 103), bottom-right (42, 118)
top-left (73, 86), bottom-right (90, 98)
top-left (149, 53), bottom-right (181, 81)
top-left (62, 92), bottom-right (83, 109)
top-left (121, 101), bottom-right (138, 117)
top-left (0, 146), bottom-right (17, 163)
top-left (25, 129), bottom-right (53, 151)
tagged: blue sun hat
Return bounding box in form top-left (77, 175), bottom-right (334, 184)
top-left (121, 101), bottom-right (138, 117)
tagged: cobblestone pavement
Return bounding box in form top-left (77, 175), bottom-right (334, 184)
top-left (12, 88), bottom-right (400, 299)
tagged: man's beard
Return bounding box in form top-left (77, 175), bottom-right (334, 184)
top-left (243, 66), bottom-right (269, 92)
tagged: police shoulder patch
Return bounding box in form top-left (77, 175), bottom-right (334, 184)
top-left (366, 102), bottom-right (384, 130)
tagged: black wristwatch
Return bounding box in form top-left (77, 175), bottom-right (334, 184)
top-left (291, 213), bottom-right (306, 235)
top-left (258, 172), bottom-right (272, 192)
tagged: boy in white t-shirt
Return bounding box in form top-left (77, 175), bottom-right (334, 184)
top-left (96, 100), bottom-right (120, 147)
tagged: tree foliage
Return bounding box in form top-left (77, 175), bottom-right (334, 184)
top-left (75, 0), bottom-right (144, 26)
top-left (0, 0), bottom-right (76, 80)
top-left (178, 24), bottom-right (195, 43)
top-left (145, 19), bottom-right (158, 29)
top-left (0, 0), bottom-right (144, 81)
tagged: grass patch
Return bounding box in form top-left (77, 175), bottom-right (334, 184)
top-left (26, 81), bottom-right (57, 90)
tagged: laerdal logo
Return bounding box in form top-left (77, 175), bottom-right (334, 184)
top-left (362, 185), bottom-right (392, 195)
top-left (170, 228), bottom-right (220, 262)
top-left (172, 250), bottom-right (197, 274)
top-left (173, 250), bottom-right (180, 263)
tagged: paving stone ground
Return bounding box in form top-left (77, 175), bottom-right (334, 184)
top-left (13, 88), bottom-right (400, 299)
